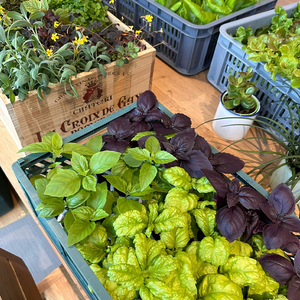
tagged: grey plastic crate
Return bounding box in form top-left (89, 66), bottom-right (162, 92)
top-left (207, 3), bottom-right (300, 140)
top-left (12, 101), bottom-right (269, 300)
top-left (105, 0), bottom-right (277, 75)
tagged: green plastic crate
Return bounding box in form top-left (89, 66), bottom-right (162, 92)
top-left (12, 101), bottom-right (269, 299)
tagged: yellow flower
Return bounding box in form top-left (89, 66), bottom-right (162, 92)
top-left (54, 21), bottom-right (60, 28)
top-left (51, 33), bottom-right (59, 42)
top-left (0, 6), bottom-right (5, 14)
top-left (46, 49), bottom-right (53, 56)
top-left (135, 30), bottom-right (142, 35)
top-left (73, 37), bottom-right (79, 46)
top-left (82, 35), bottom-right (88, 43)
top-left (33, 48), bottom-right (37, 51)
top-left (160, 28), bottom-right (163, 33)
top-left (109, 0), bottom-right (115, 3)
top-left (76, 26), bottom-right (81, 30)
top-left (144, 15), bottom-right (153, 23)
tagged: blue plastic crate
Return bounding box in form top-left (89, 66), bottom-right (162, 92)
top-left (207, 3), bottom-right (300, 140)
top-left (104, 0), bottom-right (277, 75)
top-left (12, 101), bottom-right (268, 299)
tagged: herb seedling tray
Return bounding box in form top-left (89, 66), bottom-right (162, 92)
top-left (103, 0), bottom-right (277, 75)
top-left (12, 101), bottom-right (268, 300)
top-left (207, 3), bottom-right (299, 140)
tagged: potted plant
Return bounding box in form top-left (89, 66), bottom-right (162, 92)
top-left (212, 67), bottom-right (261, 141)
top-left (15, 90), bottom-right (300, 300)
top-left (0, 0), bottom-right (156, 148)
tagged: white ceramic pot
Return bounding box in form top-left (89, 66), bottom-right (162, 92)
top-left (269, 159), bottom-right (300, 204)
top-left (212, 92), bottom-right (261, 141)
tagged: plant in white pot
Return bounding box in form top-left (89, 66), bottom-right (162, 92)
top-left (212, 67), bottom-right (261, 140)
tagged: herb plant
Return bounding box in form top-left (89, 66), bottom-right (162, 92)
top-left (233, 3), bottom-right (300, 88)
top-left (0, 0), bottom-right (145, 103)
top-left (225, 67), bottom-right (259, 113)
top-left (18, 90), bottom-right (300, 300)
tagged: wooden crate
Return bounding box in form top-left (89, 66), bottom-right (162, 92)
top-left (0, 13), bottom-right (156, 148)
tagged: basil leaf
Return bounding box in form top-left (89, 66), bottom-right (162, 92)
top-left (67, 219), bottom-right (96, 246)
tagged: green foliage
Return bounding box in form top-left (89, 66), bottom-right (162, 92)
top-left (225, 67), bottom-right (259, 113)
top-left (48, 0), bottom-right (109, 28)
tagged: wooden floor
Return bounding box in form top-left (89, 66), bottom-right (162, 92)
top-left (0, 0), bottom-right (297, 298)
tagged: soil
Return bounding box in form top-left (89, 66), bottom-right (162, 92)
top-left (223, 94), bottom-right (256, 115)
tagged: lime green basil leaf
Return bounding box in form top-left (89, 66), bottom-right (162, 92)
top-left (192, 208), bottom-right (216, 236)
top-left (17, 142), bottom-right (51, 154)
top-left (63, 210), bottom-right (75, 231)
top-left (102, 216), bottom-right (117, 238)
top-left (45, 169), bottom-right (81, 197)
top-left (23, 0), bottom-right (42, 13)
top-left (35, 178), bottom-right (58, 203)
top-left (146, 254), bottom-right (178, 281)
top-left (51, 132), bottom-right (63, 150)
top-left (131, 131), bottom-right (156, 141)
top-left (116, 198), bottom-right (143, 214)
top-left (71, 152), bottom-right (89, 175)
top-left (220, 256), bottom-right (267, 288)
top-left (82, 175), bottom-right (97, 192)
top-left (140, 162), bottom-right (157, 191)
top-left (139, 286), bottom-right (160, 300)
top-left (196, 261), bottom-right (218, 281)
top-left (145, 136), bottom-right (161, 153)
top-left (76, 241), bottom-right (106, 263)
top-left (198, 274), bottom-right (243, 300)
top-left (152, 151), bottom-right (176, 164)
top-left (41, 132), bottom-right (55, 145)
top-left (112, 246), bottom-right (140, 268)
top-left (198, 200), bottom-right (217, 210)
top-left (103, 174), bottom-right (127, 194)
top-left (161, 227), bottom-right (190, 250)
top-left (127, 148), bottom-right (150, 161)
top-left (35, 202), bottom-right (45, 211)
top-left (192, 177), bottom-right (215, 193)
top-left (198, 236), bottom-right (230, 266)
top-left (88, 224), bottom-right (108, 247)
top-left (90, 209), bottom-right (109, 221)
top-left (90, 151), bottom-right (121, 174)
top-left (154, 207), bottom-right (187, 233)
top-left (62, 143), bottom-right (95, 156)
top-left (107, 264), bottom-right (143, 290)
top-left (66, 189), bottom-right (90, 209)
top-left (163, 167), bottom-right (192, 190)
top-left (102, 191), bottom-right (118, 217)
top-left (87, 182), bottom-right (108, 210)
top-left (104, 280), bottom-right (136, 300)
top-left (86, 135), bottom-right (103, 152)
top-left (248, 274), bottom-right (279, 299)
top-left (67, 219), bottom-right (96, 246)
top-left (164, 187), bottom-right (198, 212)
top-left (145, 203), bottom-right (159, 238)
top-left (145, 278), bottom-right (178, 299)
top-left (229, 240), bottom-right (253, 257)
top-left (111, 160), bottom-right (129, 176)
top-left (38, 198), bottom-right (65, 217)
top-left (123, 153), bottom-right (142, 168)
top-left (72, 206), bottom-right (95, 221)
top-left (113, 210), bottom-right (148, 238)
top-left (133, 233), bottom-right (166, 271)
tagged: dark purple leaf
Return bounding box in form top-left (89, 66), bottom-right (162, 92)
top-left (216, 205), bottom-right (247, 243)
top-left (164, 160), bottom-right (180, 168)
top-left (262, 224), bottom-right (291, 249)
top-left (258, 253), bottom-right (295, 285)
top-left (253, 220), bottom-right (266, 234)
top-left (152, 121), bottom-right (175, 135)
top-left (215, 194), bottom-right (227, 210)
top-left (295, 249), bottom-right (300, 277)
top-left (282, 233), bottom-right (300, 255)
top-left (268, 183), bottom-right (295, 215)
top-left (138, 135), bottom-right (168, 149)
top-left (202, 169), bottom-right (229, 198)
top-left (227, 192), bottom-right (240, 208)
top-left (107, 117), bottom-right (133, 139)
top-left (281, 215), bottom-right (300, 232)
top-left (210, 152), bottom-right (245, 174)
top-left (238, 186), bottom-right (266, 210)
top-left (144, 109), bottom-right (162, 122)
top-left (103, 140), bottom-right (129, 153)
top-left (193, 135), bottom-right (212, 159)
top-left (287, 275), bottom-right (300, 300)
top-left (259, 202), bottom-right (278, 223)
top-left (102, 135), bottom-right (116, 143)
top-left (180, 150), bottom-right (213, 178)
top-left (136, 90), bottom-right (158, 111)
top-left (229, 178), bottom-right (240, 194)
top-left (171, 113), bottom-right (192, 131)
top-left (161, 113), bottom-right (172, 127)
top-left (243, 210), bottom-right (260, 241)
top-left (131, 121), bottom-right (151, 135)
top-left (162, 142), bottom-right (176, 153)
top-left (126, 107), bottom-right (144, 122)
top-left (170, 129), bottom-right (196, 153)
